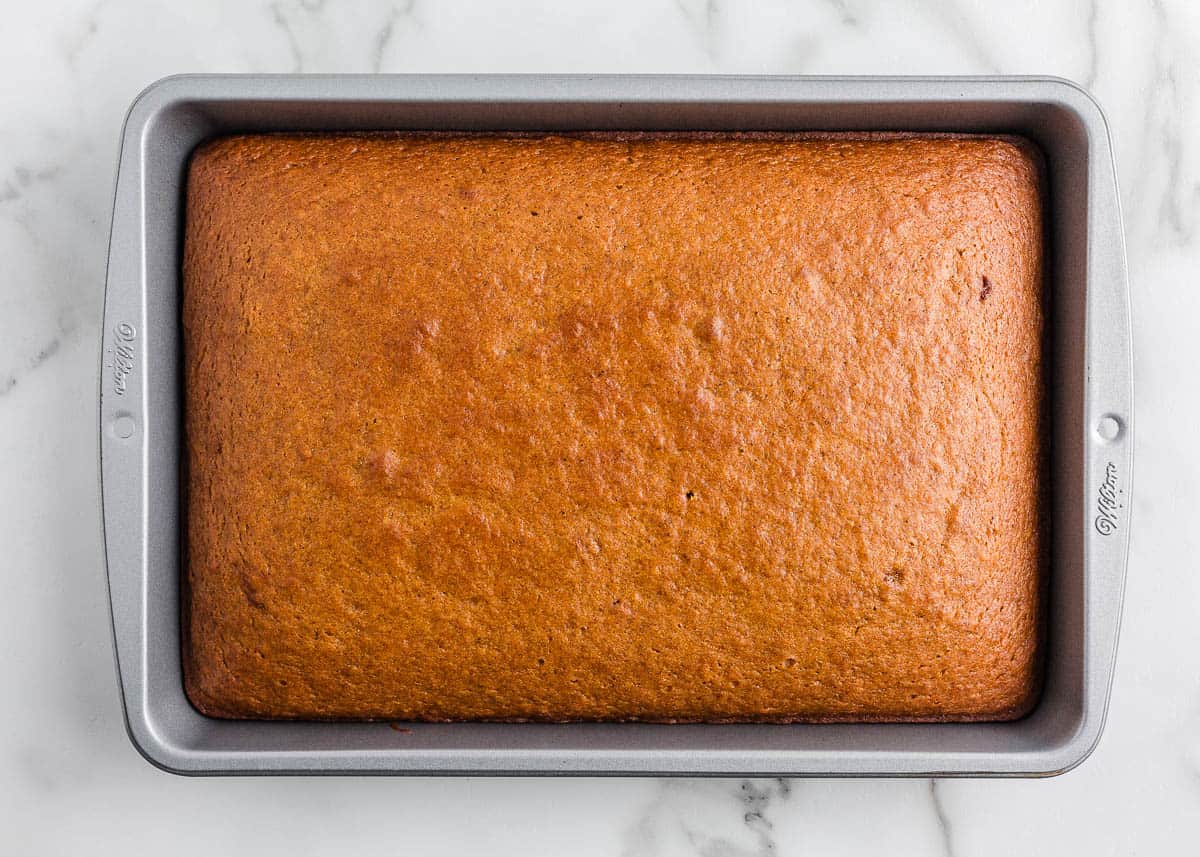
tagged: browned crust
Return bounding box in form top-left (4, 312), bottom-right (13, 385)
top-left (183, 132), bottom-right (1044, 723)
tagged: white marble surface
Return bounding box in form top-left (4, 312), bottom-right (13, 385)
top-left (1, 0), bottom-right (1198, 853)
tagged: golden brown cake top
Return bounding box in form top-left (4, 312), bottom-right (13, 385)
top-left (183, 133), bottom-right (1044, 721)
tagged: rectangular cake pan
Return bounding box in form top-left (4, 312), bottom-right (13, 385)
top-left (100, 74), bottom-right (1131, 776)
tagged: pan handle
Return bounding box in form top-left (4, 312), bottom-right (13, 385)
top-left (99, 124), bottom-right (149, 734)
top-left (1079, 80), bottom-right (1132, 747)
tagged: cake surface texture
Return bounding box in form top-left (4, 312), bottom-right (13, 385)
top-left (183, 132), bottom-right (1044, 721)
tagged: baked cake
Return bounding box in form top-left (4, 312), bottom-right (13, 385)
top-left (182, 133), bottom-right (1044, 721)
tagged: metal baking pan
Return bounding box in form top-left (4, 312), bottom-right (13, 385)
top-left (100, 74), bottom-right (1132, 776)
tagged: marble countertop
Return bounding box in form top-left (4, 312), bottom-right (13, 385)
top-left (2, 0), bottom-right (1197, 853)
